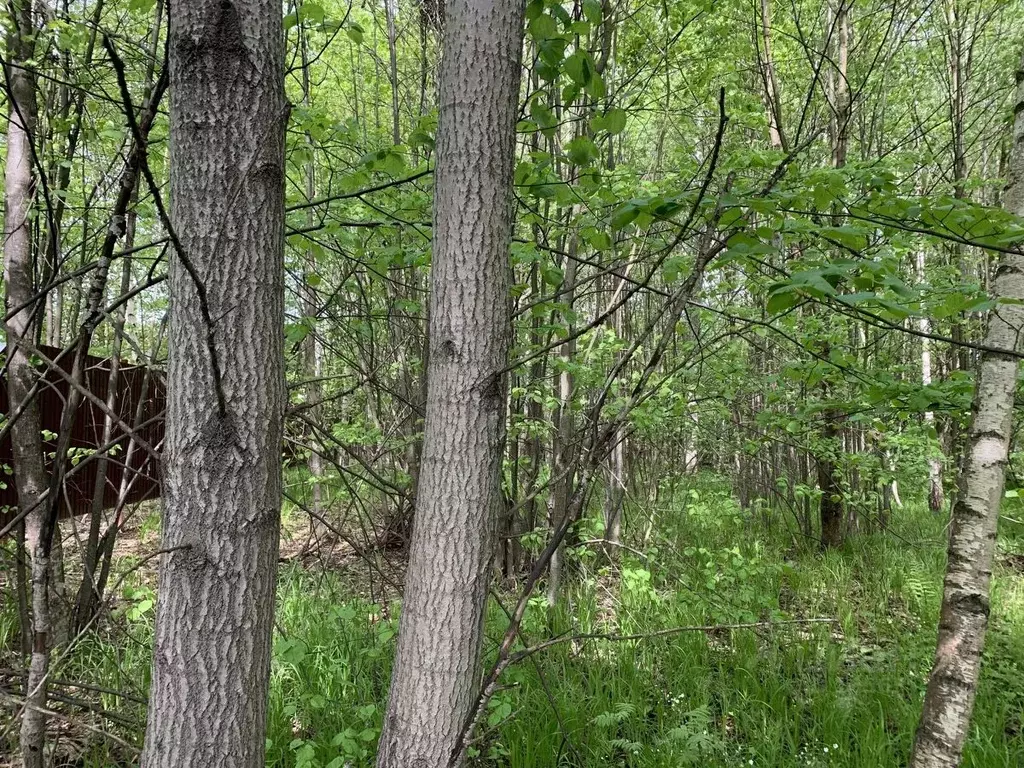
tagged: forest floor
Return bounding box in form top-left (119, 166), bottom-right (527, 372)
top-left (4, 475), bottom-right (1024, 767)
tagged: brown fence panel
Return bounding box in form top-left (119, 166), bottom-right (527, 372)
top-left (0, 345), bottom-right (165, 526)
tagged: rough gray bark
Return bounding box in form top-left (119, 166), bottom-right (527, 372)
top-left (140, 1), bottom-right (286, 765)
top-left (909, 49), bottom-right (1024, 768)
top-left (375, 1), bottom-right (525, 765)
top-left (3, 3), bottom-right (50, 764)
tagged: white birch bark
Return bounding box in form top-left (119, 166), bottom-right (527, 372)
top-left (916, 248), bottom-right (945, 512)
top-left (3, 3), bottom-right (51, 764)
top-left (909, 49), bottom-right (1024, 768)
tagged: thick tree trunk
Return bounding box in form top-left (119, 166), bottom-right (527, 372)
top-left (3, 4), bottom-right (50, 764)
top-left (140, 2), bottom-right (286, 766)
top-left (909, 49), bottom-right (1024, 768)
top-left (376, 1), bottom-right (524, 765)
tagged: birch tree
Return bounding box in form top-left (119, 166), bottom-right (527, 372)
top-left (4, 2), bottom-right (50, 764)
top-left (909, 48), bottom-right (1024, 768)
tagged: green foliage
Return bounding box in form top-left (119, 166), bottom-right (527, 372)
top-left (35, 479), bottom-right (1024, 767)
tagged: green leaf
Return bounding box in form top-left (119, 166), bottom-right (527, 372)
top-left (610, 203), bottom-right (640, 230)
top-left (346, 23), bottom-right (364, 43)
top-left (276, 637), bottom-right (309, 665)
top-left (564, 50), bottom-right (593, 85)
top-left (565, 136), bottom-right (599, 166)
top-left (528, 14), bottom-right (558, 40)
top-left (407, 129), bottom-right (435, 149)
top-left (285, 321), bottom-right (312, 347)
top-left (301, 1), bottom-right (325, 24)
top-left (593, 107), bottom-right (626, 135)
top-left (766, 287), bottom-right (800, 315)
top-left (813, 185), bottom-right (833, 211)
top-left (582, 227), bottom-right (612, 251)
top-left (718, 207), bottom-right (744, 228)
top-left (538, 38), bottom-right (569, 68)
top-left (541, 264), bottom-right (564, 287)
top-left (530, 100), bottom-right (557, 130)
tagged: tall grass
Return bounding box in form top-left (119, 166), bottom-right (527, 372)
top-left (3, 476), bottom-right (1024, 766)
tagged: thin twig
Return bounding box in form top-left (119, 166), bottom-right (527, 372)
top-left (103, 34), bottom-right (228, 416)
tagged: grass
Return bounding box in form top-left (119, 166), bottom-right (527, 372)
top-left (3, 475), bottom-right (1024, 766)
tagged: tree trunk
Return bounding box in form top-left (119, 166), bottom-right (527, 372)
top-left (3, 3), bottom-right (50, 764)
top-left (819, 402), bottom-right (844, 550)
top-left (73, 0), bottom-right (165, 635)
top-left (832, 0), bottom-right (850, 168)
top-left (73, 256), bottom-right (129, 634)
top-left (758, 0), bottom-right (786, 151)
top-left (385, 0), bottom-right (402, 146)
top-left (603, 272), bottom-right (630, 557)
top-left (945, 0), bottom-right (972, 375)
top-left (909, 48), bottom-right (1024, 768)
top-left (547, 244), bottom-right (578, 607)
top-left (376, 1), bottom-right (524, 765)
top-left (603, 433), bottom-right (626, 557)
top-left (816, 1), bottom-right (850, 549)
top-left (298, 4), bottom-right (326, 524)
top-left (141, 2), bottom-right (286, 765)
top-left (916, 249), bottom-right (945, 512)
